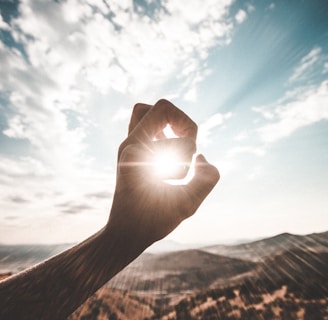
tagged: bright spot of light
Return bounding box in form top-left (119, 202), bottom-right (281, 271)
top-left (151, 125), bottom-right (195, 184)
top-left (153, 150), bottom-right (181, 178)
top-left (163, 124), bottom-right (178, 138)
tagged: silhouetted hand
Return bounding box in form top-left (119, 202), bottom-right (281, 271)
top-left (0, 99), bottom-right (219, 320)
top-left (107, 99), bottom-right (220, 250)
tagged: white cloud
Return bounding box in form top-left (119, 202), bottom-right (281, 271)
top-left (324, 62), bottom-right (328, 74)
top-left (234, 131), bottom-right (249, 141)
top-left (246, 4), bottom-right (255, 13)
top-left (0, 153), bottom-right (115, 243)
top-left (227, 146), bottom-right (266, 157)
top-left (5, 0), bottom-right (234, 100)
top-left (112, 107), bottom-right (133, 122)
top-left (268, 3), bottom-right (275, 10)
top-left (183, 87), bottom-right (198, 102)
top-left (235, 9), bottom-right (247, 24)
top-left (1, 0), bottom-right (236, 169)
top-left (288, 47), bottom-right (322, 83)
top-left (252, 106), bottom-right (274, 120)
top-left (258, 80), bottom-right (328, 143)
top-left (198, 112), bottom-right (232, 146)
top-left (0, 14), bottom-right (10, 30)
top-left (0, 0), bottom-right (238, 242)
top-left (247, 166), bottom-right (263, 180)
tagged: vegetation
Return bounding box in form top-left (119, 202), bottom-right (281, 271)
top-left (2, 232), bottom-right (327, 319)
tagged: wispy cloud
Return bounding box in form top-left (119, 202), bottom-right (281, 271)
top-left (0, 14), bottom-right (10, 30)
top-left (57, 202), bottom-right (94, 215)
top-left (288, 47), bottom-right (322, 84)
top-left (235, 9), bottom-right (247, 24)
top-left (268, 3), bottom-right (275, 10)
top-left (233, 131), bottom-right (249, 141)
top-left (258, 80), bottom-right (328, 143)
top-left (6, 195), bottom-right (30, 204)
top-left (252, 106), bottom-right (274, 120)
top-left (324, 62), bottom-right (328, 74)
top-left (1, 0), bottom-right (236, 170)
top-left (227, 146), bottom-right (266, 157)
top-left (198, 112), bottom-right (232, 146)
top-left (0, 0), bottom-right (238, 242)
top-left (253, 46), bottom-right (328, 144)
top-left (85, 191), bottom-right (113, 199)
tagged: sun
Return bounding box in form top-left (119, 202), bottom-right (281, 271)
top-left (150, 125), bottom-right (194, 183)
top-left (152, 150), bottom-right (182, 178)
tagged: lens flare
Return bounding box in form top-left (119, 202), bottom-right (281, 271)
top-left (152, 150), bottom-right (182, 178)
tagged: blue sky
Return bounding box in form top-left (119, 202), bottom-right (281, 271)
top-left (0, 0), bottom-right (327, 244)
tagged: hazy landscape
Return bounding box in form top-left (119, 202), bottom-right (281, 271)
top-left (1, 231), bottom-right (327, 319)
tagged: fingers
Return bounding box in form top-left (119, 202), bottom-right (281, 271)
top-left (150, 137), bottom-right (196, 155)
top-left (179, 154), bottom-right (220, 218)
top-left (129, 99), bottom-right (197, 144)
top-left (128, 103), bottom-right (152, 135)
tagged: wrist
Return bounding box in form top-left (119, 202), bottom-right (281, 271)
top-left (103, 217), bottom-right (150, 269)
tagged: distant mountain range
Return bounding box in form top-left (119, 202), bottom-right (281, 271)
top-left (110, 249), bottom-right (256, 293)
top-left (73, 231), bottom-right (328, 319)
top-left (1, 231), bottom-right (327, 273)
top-left (0, 243), bottom-right (72, 273)
top-left (109, 231), bottom-right (328, 293)
top-left (201, 231), bottom-right (328, 261)
top-left (1, 231), bottom-right (327, 319)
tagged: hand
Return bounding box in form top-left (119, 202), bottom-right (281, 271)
top-left (0, 99), bottom-right (219, 320)
top-left (107, 99), bottom-right (220, 250)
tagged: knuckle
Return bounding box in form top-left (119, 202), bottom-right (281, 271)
top-left (155, 98), bottom-right (170, 106)
top-left (190, 120), bottom-right (198, 136)
top-left (119, 144), bottom-right (137, 162)
top-left (133, 103), bottom-right (143, 111)
top-left (208, 165), bottom-right (220, 183)
top-left (132, 103), bottom-right (146, 116)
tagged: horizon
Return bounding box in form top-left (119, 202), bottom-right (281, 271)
top-left (0, 0), bottom-right (328, 245)
top-left (0, 229), bottom-right (326, 248)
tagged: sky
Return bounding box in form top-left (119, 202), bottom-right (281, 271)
top-left (0, 0), bottom-right (327, 245)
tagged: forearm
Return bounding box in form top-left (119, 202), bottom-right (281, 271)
top-left (0, 224), bottom-right (145, 320)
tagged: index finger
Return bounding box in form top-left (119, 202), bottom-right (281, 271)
top-left (129, 99), bottom-right (197, 143)
top-left (128, 103), bottom-right (152, 135)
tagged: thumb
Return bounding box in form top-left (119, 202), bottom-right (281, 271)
top-left (181, 154), bottom-right (220, 217)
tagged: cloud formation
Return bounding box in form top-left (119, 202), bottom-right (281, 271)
top-left (1, 0), bottom-right (236, 170)
top-left (253, 47), bottom-right (328, 144)
top-left (288, 47), bottom-right (322, 84)
top-left (198, 112), bottom-right (232, 146)
top-left (235, 9), bottom-right (247, 24)
top-left (0, 0), bottom-right (244, 242)
top-left (258, 80), bottom-right (328, 143)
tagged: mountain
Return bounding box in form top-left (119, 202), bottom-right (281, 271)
top-left (68, 287), bottom-right (154, 320)
top-left (1, 231), bottom-right (327, 319)
top-left (255, 248), bottom-right (328, 298)
top-left (71, 246), bottom-right (328, 319)
top-left (202, 231), bottom-right (328, 261)
top-left (0, 243), bottom-right (73, 273)
top-left (109, 249), bottom-right (256, 293)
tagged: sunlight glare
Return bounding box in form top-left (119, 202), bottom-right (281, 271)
top-left (163, 124), bottom-right (178, 138)
top-left (153, 150), bottom-right (181, 178)
top-left (151, 125), bottom-right (195, 184)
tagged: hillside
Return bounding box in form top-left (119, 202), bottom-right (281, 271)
top-left (255, 248), bottom-right (328, 298)
top-left (70, 247), bottom-right (328, 319)
top-left (1, 231), bottom-right (327, 319)
top-left (0, 243), bottom-right (73, 273)
top-left (68, 287), bottom-right (154, 320)
top-left (109, 249), bottom-right (256, 293)
top-left (202, 231), bottom-right (328, 261)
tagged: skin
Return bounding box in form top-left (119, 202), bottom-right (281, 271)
top-left (0, 99), bottom-right (219, 320)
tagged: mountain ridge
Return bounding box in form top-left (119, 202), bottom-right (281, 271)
top-left (201, 230), bottom-right (328, 261)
